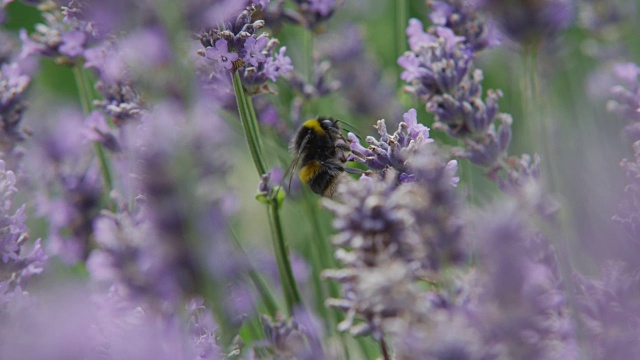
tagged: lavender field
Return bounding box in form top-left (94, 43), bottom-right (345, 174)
top-left (1, 0), bottom-right (640, 359)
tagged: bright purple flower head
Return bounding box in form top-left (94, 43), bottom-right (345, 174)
top-left (348, 108), bottom-right (434, 178)
top-left (205, 39), bottom-right (239, 70)
top-left (242, 36), bottom-right (268, 67)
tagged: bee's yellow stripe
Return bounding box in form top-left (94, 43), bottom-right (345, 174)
top-left (303, 119), bottom-right (325, 136)
top-left (299, 161), bottom-right (321, 184)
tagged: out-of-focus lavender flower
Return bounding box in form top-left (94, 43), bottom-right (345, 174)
top-left (318, 24), bottom-right (403, 120)
top-left (428, 0), bottom-right (500, 52)
top-left (257, 312), bottom-right (326, 359)
top-left (282, 0), bottom-right (343, 31)
top-left (252, 0), bottom-right (270, 8)
top-left (19, 1), bottom-right (95, 61)
top-left (612, 141), bottom-right (640, 246)
top-left (58, 29), bottom-right (86, 57)
top-left (0, 160), bottom-right (46, 317)
top-left (93, 80), bottom-right (145, 125)
top-left (475, 0), bottom-right (575, 45)
top-left (0, 62), bottom-right (30, 166)
top-left (285, 57), bottom-right (340, 100)
top-left (1, 285), bottom-right (223, 359)
top-left (28, 108), bottom-right (102, 264)
top-left (575, 261), bottom-right (640, 358)
top-left (471, 199), bottom-right (577, 359)
top-left (578, 0), bottom-right (635, 38)
top-left (608, 62), bottom-right (640, 140)
top-left (323, 145), bottom-right (464, 337)
top-left (82, 110), bottom-right (120, 151)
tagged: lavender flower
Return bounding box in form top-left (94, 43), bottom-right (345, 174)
top-left (575, 261), bottom-right (640, 358)
top-left (258, 312), bottom-right (325, 359)
top-left (608, 62), bottom-right (640, 140)
top-left (476, 0), bottom-right (575, 44)
top-left (196, 5), bottom-right (293, 93)
top-left (428, 0), bottom-right (500, 52)
top-left (317, 24), bottom-right (403, 120)
top-left (0, 62), bottom-right (31, 166)
top-left (1, 285), bottom-right (223, 359)
top-left (82, 110), bottom-right (120, 152)
top-left (323, 144), bottom-right (464, 337)
top-left (205, 39), bottom-right (239, 71)
top-left (399, 16), bottom-right (539, 191)
top-left (472, 202), bottom-right (576, 359)
top-left (347, 108), bottom-right (434, 180)
top-left (613, 141), bottom-right (640, 244)
top-left (0, 160), bottom-right (46, 316)
top-left (264, 46), bottom-right (293, 82)
top-left (18, 1), bottom-right (95, 61)
top-left (29, 109), bottom-right (102, 264)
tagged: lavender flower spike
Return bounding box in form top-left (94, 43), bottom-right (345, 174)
top-left (348, 108), bottom-right (434, 180)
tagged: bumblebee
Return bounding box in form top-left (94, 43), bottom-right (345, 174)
top-left (288, 117), bottom-right (351, 198)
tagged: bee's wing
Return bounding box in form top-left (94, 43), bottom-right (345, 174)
top-left (283, 133), bottom-right (310, 193)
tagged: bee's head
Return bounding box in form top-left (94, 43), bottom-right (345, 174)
top-left (318, 117), bottom-right (341, 134)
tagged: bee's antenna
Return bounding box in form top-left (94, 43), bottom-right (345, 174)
top-left (336, 119), bottom-right (362, 135)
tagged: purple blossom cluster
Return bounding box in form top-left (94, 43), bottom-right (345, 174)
top-left (323, 144), bottom-right (464, 338)
top-left (263, 0), bottom-right (343, 31)
top-left (398, 13), bottom-right (541, 192)
top-left (428, 0), bottom-right (500, 52)
top-left (476, 0), bottom-right (575, 45)
top-left (0, 61), bottom-right (30, 167)
top-left (0, 161), bottom-right (46, 312)
top-left (196, 4), bottom-right (293, 94)
top-left (4, 0), bottom-right (640, 358)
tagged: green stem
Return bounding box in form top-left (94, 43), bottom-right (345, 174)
top-left (232, 72), bottom-right (268, 175)
top-left (231, 70), bottom-right (303, 315)
top-left (228, 223), bottom-right (279, 316)
top-left (72, 66), bottom-right (115, 209)
top-left (267, 201), bottom-right (303, 315)
top-left (394, 0), bottom-right (408, 85)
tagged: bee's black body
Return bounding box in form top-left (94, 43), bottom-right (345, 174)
top-left (290, 117), bottom-right (349, 197)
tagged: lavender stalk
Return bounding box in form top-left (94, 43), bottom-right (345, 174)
top-left (232, 71), bottom-right (303, 315)
top-left (72, 66), bottom-right (114, 209)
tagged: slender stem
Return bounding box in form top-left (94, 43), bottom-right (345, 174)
top-left (73, 66), bottom-right (115, 209)
top-left (379, 337), bottom-right (391, 360)
top-left (232, 72), bottom-right (268, 175)
top-left (228, 223), bottom-right (279, 316)
top-left (231, 70), bottom-right (303, 315)
top-left (303, 29), bottom-right (314, 84)
top-left (394, 0), bottom-right (408, 86)
top-left (267, 201), bottom-right (303, 315)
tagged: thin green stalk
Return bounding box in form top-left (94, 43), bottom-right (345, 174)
top-left (521, 48), bottom-right (584, 353)
top-left (72, 66), bottom-right (114, 209)
top-left (395, 0), bottom-right (408, 55)
top-left (232, 72), bottom-right (268, 175)
top-left (267, 201), bottom-right (303, 315)
top-left (303, 29), bottom-right (314, 84)
top-left (232, 70), bottom-right (303, 315)
top-left (228, 223), bottom-right (279, 316)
